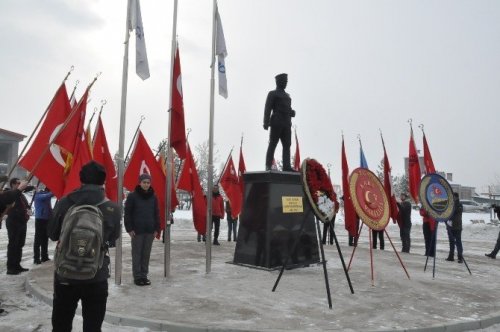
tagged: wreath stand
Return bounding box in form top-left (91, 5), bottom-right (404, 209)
top-left (424, 222), bottom-right (472, 277)
top-left (272, 211), bottom-right (354, 309)
top-left (347, 222), bottom-right (411, 286)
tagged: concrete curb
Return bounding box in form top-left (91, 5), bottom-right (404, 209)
top-left (25, 274), bottom-right (254, 332)
top-left (25, 273), bottom-right (500, 332)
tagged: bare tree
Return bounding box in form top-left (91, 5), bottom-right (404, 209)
top-left (194, 140), bottom-right (220, 192)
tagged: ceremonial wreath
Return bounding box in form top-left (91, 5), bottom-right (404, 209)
top-left (301, 158), bottom-right (338, 222)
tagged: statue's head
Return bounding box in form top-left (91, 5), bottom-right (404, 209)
top-left (275, 73), bottom-right (288, 89)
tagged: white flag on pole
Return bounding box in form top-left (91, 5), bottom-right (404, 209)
top-left (129, 0), bottom-right (150, 80)
top-left (216, 8), bottom-right (228, 98)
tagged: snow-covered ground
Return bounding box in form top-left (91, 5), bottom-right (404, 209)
top-left (1, 207), bottom-right (500, 331)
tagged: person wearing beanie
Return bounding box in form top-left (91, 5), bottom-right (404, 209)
top-left (48, 161), bottom-right (121, 332)
top-left (263, 73), bottom-right (296, 172)
top-left (124, 173), bottom-right (160, 286)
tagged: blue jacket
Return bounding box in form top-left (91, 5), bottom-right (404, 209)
top-left (34, 191), bottom-right (54, 220)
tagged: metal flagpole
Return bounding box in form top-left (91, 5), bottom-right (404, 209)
top-left (165, 0), bottom-right (179, 279)
top-left (92, 100), bottom-right (107, 145)
top-left (205, 0), bottom-right (218, 274)
top-left (115, 0), bottom-right (133, 286)
top-left (217, 147), bottom-right (234, 184)
top-left (124, 115), bottom-right (145, 164)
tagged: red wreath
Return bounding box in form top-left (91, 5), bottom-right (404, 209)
top-left (302, 158), bottom-right (339, 221)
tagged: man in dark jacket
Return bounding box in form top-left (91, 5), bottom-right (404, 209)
top-left (263, 73), bottom-right (296, 171)
top-left (124, 173), bottom-right (160, 286)
top-left (397, 193), bottom-right (412, 253)
top-left (446, 192), bottom-right (464, 263)
top-left (485, 204), bottom-right (500, 259)
top-left (5, 178), bottom-right (34, 275)
top-left (0, 180), bottom-right (28, 221)
top-left (33, 187), bottom-right (54, 264)
top-left (48, 161), bottom-right (121, 332)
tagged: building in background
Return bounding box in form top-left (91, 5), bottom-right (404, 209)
top-left (404, 155), bottom-right (476, 200)
top-left (0, 128), bottom-right (26, 181)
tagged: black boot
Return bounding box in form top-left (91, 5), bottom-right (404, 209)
top-left (457, 256), bottom-right (463, 264)
top-left (446, 254), bottom-right (454, 262)
top-left (485, 253), bottom-right (496, 259)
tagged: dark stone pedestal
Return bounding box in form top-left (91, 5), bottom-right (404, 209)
top-left (233, 171), bottom-right (320, 270)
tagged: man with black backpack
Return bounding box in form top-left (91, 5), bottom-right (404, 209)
top-left (48, 161), bottom-right (121, 332)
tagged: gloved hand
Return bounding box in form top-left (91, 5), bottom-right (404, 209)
top-left (263, 124), bottom-right (269, 130)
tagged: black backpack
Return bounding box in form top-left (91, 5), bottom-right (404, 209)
top-left (54, 200), bottom-right (106, 280)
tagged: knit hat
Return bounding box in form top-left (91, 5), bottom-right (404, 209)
top-left (79, 161), bottom-right (106, 185)
top-left (139, 173), bottom-right (152, 182)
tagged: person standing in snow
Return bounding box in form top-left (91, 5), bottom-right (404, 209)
top-left (445, 192), bottom-right (464, 263)
top-left (397, 193), bottom-right (412, 253)
top-left (124, 173), bottom-right (160, 286)
top-left (485, 205), bottom-right (500, 259)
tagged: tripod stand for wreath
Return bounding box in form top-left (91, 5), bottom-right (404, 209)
top-left (272, 158), bottom-right (354, 309)
top-left (346, 167), bottom-right (411, 286)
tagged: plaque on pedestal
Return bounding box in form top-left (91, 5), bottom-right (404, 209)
top-left (233, 171), bottom-right (320, 270)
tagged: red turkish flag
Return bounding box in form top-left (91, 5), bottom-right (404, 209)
top-left (293, 131), bottom-right (301, 171)
top-left (423, 133), bottom-right (436, 174)
top-left (341, 139), bottom-right (358, 236)
top-left (177, 144), bottom-right (206, 234)
top-left (55, 89), bottom-right (88, 155)
top-left (92, 116), bottom-right (118, 201)
top-left (382, 143), bottom-right (400, 226)
top-left (19, 83), bottom-right (72, 198)
top-left (220, 156), bottom-right (242, 219)
top-left (238, 146), bottom-right (246, 196)
top-left (170, 46), bottom-right (187, 159)
top-left (408, 128), bottom-right (421, 203)
top-left (124, 131), bottom-right (173, 231)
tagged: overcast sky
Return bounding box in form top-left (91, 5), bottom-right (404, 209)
top-left (1, 0), bottom-right (499, 192)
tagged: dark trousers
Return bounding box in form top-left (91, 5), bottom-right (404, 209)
top-left (34, 218), bottom-right (49, 261)
top-left (446, 226), bottom-right (463, 258)
top-left (227, 220), bottom-right (237, 241)
top-left (6, 219), bottom-right (27, 269)
top-left (52, 279), bottom-right (108, 332)
top-left (265, 125), bottom-right (291, 170)
top-left (212, 217), bottom-right (221, 242)
top-left (490, 230), bottom-right (500, 256)
top-left (400, 225), bottom-right (411, 253)
top-left (372, 230), bottom-right (384, 249)
top-left (322, 222), bottom-right (334, 244)
top-left (422, 223), bottom-right (435, 257)
top-left (131, 233), bottom-right (154, 280)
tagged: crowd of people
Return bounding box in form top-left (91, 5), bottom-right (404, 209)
top-left (2, 161), bottom-right (500, 330)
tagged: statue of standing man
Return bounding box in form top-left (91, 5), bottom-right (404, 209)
top-left (263, 73), bottom-right (296, 171)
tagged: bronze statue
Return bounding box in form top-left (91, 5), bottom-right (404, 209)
top-left (263, 73), bottom-right (296, 171)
